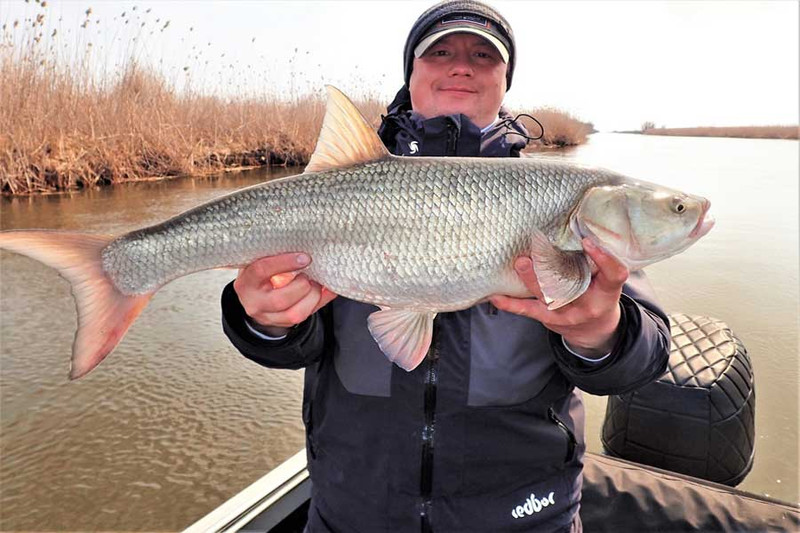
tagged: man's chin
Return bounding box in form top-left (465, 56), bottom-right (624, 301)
top-left (433, 99), bottom-right (480, 119)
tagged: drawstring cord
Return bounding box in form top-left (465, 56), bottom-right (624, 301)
top-left (499, 113), bottom-right (545, 142)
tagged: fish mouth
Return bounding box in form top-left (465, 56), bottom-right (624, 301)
top-left (689, 199), bottom-right (715, 239)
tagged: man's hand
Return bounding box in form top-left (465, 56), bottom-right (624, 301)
top-left (489, 239), bottom-right (628, 358)
top-left (233, 253), bottom-right (338, 337)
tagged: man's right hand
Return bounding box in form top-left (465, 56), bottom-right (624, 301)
top-left (233, 253), bottom-right (338, 337)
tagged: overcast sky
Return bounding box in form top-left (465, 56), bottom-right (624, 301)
top-left (2, 0), bottom-right (798, 131)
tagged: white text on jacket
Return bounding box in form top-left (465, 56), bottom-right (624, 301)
top-left (511, 492), bottom-right (556, 519)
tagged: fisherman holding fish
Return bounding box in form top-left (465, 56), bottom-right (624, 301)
top-left (0, 0), bottom-right (717, 531)
top-left (222, 1), bottom-right (672, 532)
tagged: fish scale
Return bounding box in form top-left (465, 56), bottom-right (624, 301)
top-left (101, 157), bottom-right (613, 310)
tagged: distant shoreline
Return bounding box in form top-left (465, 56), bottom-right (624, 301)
top-left (614, 126), bottom-right (798, 140)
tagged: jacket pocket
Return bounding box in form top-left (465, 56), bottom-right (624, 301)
top-left (548, 407), bottom-right (577, 463)
top-left (330, 299), bottom-right (393, 397)
top-left (468, 305), bottom-right (557, 407)
top-left (456, 391), bottom-right (575, 497)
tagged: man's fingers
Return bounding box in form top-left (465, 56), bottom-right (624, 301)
top-left (582, 239), bottom-right (628, 290)
top-left (490, 295), bottom-right (546, 322)
top-left (263, 275), bottom-right (313, 312)
top-left (263, 283), bottom-right (324, 327)
top-left (248, 282), bottom-right (337, 328)
top-left (239, 253), bottom-right (311, 289)
top-left (513, 257), bottom-right (544, 299)
top-left (270, 272), bottom-right (298, 289)
top-left (312, 287), bottom-right (339, 314)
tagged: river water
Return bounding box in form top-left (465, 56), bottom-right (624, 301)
top-left (1, 133), bottom-right (797, 530)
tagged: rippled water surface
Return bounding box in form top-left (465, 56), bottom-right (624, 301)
top-left (1, 170), bottom-right (307, 531)
top-left (1, 134), bottom-right (798, 531)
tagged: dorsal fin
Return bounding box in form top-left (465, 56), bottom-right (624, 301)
top-left (304, 85), bottom-right (390, 173)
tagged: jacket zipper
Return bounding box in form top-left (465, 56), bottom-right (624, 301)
top-left (421, 124), bottom-right (453, 532)
top-left (420, 330), bottom-right (439, 533)
top-left (446, 121), bottom-right (458, 156)
top-left (548, 407), bottom-right (577, 463)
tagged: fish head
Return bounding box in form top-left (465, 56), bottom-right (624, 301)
top-left (572, 182), bottom-right (714, 270)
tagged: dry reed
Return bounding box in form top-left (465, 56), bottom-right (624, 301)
top-left (514, 107), bottom-right (595, 150)
top-left (1, 3), bottom-right (584, 195)
top-left (0, 3), bottom-right (389, 194)
top-left (0, 23), bottom-right (338, 196)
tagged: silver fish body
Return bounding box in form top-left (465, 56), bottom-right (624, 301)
top-left (0, 86), bottom-right (712, 378)
top-left (103, 156), bottom-right (617, 311)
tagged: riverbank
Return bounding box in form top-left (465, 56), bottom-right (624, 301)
top-left (622, 126), bottom-right (798, 140)
top-left (0, 58), bottom-right (380, 195)
top-left (520, 107), bottom-right (595, 150)
top-left (1, 59), bottom-right (592, 195)
top-left (1, 4), bottom-right (590, 195)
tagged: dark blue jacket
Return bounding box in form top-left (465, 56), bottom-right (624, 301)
top-left (221, 94), bottom-right (670, 532)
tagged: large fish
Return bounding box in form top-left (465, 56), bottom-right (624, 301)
top-left (0, 86), bottom-right (714, 379)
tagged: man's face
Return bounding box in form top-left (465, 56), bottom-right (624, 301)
top-left (409, 32), bottom-right (507, 129)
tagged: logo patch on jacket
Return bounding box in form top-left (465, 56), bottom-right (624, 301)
top-left (511, 491), bottom-right (556, 519)
top-left (409, 140), bottom-right (419, 154)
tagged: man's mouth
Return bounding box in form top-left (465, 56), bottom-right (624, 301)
top-left (439, 86), bottom-right (477, 94)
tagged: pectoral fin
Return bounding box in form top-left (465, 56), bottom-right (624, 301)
top-left (367, 309), bottom-right (436, 371)
top-left (530, 231), bottom-right (591, 310)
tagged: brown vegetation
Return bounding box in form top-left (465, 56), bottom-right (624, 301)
top-left (1, 58), bottom-right (328, 194)
top-left (642, 125), bottom-right (798, 140)
top-left (0, 3), bottom-right (393, 195)
top-left (516, 107), bottom-right (595, 150)
top-left (1, 3), bottom-right (583, 195)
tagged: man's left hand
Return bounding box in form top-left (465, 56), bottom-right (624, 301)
top-left (489, 238), bottom-right (628, 358)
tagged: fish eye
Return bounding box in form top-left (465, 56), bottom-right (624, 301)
top-left (671, 197), bottom-right (686, 214)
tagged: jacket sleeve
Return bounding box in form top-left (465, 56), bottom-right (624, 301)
top-left (548, 270), bottom-right (670, 395)
top-left (220, 281), bottom-right (326, 370)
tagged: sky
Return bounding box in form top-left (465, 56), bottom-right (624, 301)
top-left (2, 0), bottom-right (798, 132)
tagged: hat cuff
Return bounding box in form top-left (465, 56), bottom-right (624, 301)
top-left (413, 27), bottom-right (509, 63)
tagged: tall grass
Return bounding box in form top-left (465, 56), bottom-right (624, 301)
top-left (516, 107), bottom-right (595, 149)
top-left (1, 58), bottom-right (324, 193)
top-left (1, 3), bottom-right (584, 195)
top-left (0, 9), bottom-right (337, 195)
top-left (0, 3), bottom-right (389, 194)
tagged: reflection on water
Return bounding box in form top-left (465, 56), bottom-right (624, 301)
top-left (1, 136), bottom-right (798, 531)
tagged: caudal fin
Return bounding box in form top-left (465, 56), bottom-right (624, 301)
top-left (0, 231), bottom-right (153, 380)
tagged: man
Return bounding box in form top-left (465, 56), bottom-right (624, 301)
top-left (221, 1), bottom-right (669, 531)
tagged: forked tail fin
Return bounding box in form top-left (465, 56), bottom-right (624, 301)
top-left (0, 231), bottom-right (153, 380)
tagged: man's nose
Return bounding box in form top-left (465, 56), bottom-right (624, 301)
top-left (447, 55), bottom-right (473, 76)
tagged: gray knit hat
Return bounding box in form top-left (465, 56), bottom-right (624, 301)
top-left (403, 0), bottom-right (516, 90)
